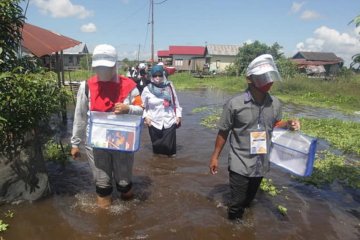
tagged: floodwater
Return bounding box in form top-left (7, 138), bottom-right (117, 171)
top-left (1, 89), bottom-right (359, 240)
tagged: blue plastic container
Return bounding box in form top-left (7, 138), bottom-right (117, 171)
top-left (88, 111), bottom-right (142, 152)
top-left (270, 129), bottom-right (317, 177)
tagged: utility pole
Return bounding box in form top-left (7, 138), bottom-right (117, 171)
top-left (151, 0), bottom-right (154, 63)
top-left (137, 44), bottom-right (140, 62)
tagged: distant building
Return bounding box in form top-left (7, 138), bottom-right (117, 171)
top-left (157, 46), bottom-right (206, 72)
top-left (206, 44), bottom-right (241, 73)
top-left (62, 43), bottom-right (89, 70)
top-left (291, 51), bottom-right (343, 78)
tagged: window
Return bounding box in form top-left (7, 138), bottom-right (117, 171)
top-left (174, 59), bottom-right (183, 66)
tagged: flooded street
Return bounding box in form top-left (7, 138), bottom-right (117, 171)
top-left (1, 89), bottom-right (359, 240)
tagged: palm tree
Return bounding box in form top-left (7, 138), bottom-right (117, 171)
top-left (349, 15), bottom-right (360, 70)
top-left (349, 15), bottom-right (360, 27)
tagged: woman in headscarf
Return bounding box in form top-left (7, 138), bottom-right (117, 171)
top-left (141, 65), bottom-right (182, 157)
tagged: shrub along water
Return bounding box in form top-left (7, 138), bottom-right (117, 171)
top-left (65, 69), bottom-right (360, 114)
top-left (171, 72), bottom-right (360, 114)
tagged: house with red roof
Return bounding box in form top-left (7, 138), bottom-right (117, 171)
top-left (157, 45), bottom-right (207, 72)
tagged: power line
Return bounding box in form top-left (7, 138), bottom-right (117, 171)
top-left (154, 0), bottom-right (169, 4)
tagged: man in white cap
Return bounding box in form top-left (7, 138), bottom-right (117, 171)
top-left (209, 54), bottom-right (300, 220)
top-left (70, 44), bottom-right (143, 208)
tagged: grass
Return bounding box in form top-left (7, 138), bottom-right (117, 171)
top-left (195, 108), bottom-right (360, 189)
top-left (170, 72), bottom-right (360, 114)
top-left (63, 69), bottom-right (360, 114)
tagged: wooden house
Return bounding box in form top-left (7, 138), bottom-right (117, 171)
top-left (205, 44), bottom-right (241, 73)
top-left (291, 51), bottom-right (343, 78)
top-left (157, 46), bottom-right (206, 72)
top-left (61, 43), bottom-right (89, 70)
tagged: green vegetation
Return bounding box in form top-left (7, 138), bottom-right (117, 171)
top-left (260, 178), bottom-right (281, 197)
top-left (0, 210), bottom-right (14, 234)
top-left (44, 140), bottom-right (72, 167)
top-left (277, 205), bottom-right (288, 215)
top-left (171, 72), bottom-right (247, 92)
top-left (297, 150), bottom-right (360, 188)
top-left (260, 178), bottom-right (289, 215)
top-left (65, 69), bottom-right (92, 82)
top-left (172, 72), bottom-right (360, 114)
top-left (300, 118), bottom-right (360, 155)
top-left (0, 71), bottom-right (70, 158)
top-left (196, 108), bottom-right (360, 188)
top-left (234, 41), bottom-right (284, 75)
top-left (0, 220), bottom-right (8, 233)
top-left (0, 0), bottom-right (24, 72)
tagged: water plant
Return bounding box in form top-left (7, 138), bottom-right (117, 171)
top-left (43, 139), bottom-right (72, 167)
top-left (0, 220), bottom-right (8, 233)
top-left (277, 205), bottom-right (288, 215)
top-left (297, 150), bottom-right (360, 188)
top-left (300, 118), bottom-right (360, 156)
top-left (3, 210), bottom-right (13, 219)
top-left (191, 106), bottom-right (209, 113)
top-left (260, 178), bottom-right (281, 196)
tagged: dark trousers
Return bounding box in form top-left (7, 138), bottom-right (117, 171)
top-left (228, 170), bottom-right (263, 220)
top-left (148, 124), bottom-right (176, 155)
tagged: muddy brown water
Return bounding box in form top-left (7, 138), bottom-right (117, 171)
top-left (1, 89), bottom-right (359, 240)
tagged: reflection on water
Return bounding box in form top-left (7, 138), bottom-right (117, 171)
top-left (0, 89), bottom-right (359, 240)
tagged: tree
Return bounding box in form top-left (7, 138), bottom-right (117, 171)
top-left (350, 53), bottom-right (360, 71)
top-left (349, 14), bottom-right (360, 27)
top-left (349, 15), bottom-right (360, 70)
top-left (234, 41), bottom-right (284, 75)
top-left (79, 53), bottom-right (92, 70)
top-left (0, 0), bottom-right (25, 72)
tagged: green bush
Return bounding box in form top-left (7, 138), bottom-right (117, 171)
top-left (0, 70), bottom-right (70, 158)
top-left (44, 140), bottom-right (71, 166)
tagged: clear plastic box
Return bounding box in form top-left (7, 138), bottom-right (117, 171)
top-left (88, 111), bottom-right (142, 152)
top-left (270, 129), bottom-right (317, 176)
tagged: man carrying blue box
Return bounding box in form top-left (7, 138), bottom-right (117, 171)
top-left (209, 54), bottom-right (300, 221)
top-left (70, 44), bottom-right (143, 208)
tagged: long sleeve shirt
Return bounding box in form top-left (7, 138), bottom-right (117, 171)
top-left (141, 82), bottom-right (182, 130)
top-left (71, 81), bottom-right (143, 148)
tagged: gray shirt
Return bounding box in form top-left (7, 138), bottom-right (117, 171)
top-left (217, 90), bottom-right (282, 177)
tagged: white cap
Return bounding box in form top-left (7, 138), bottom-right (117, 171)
top-left (92, 44), bottom-right (117, 67)
top-left (246, 54), bottom-right (279, 77)
top-left (157, 62), bottom-right (164, 66)
top-left (139, 63), bottom-right (146, 69)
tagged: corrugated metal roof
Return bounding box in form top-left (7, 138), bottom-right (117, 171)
top-left (63, 43), bottom-right (88, 54)
top-left (157, 50), bottom-right (170, 57)
top-left (206, 44), bottom-right (241, 56)
top-left (293, 51), bottom-right (343, 62)
top-left (21, 23), bottom-right (81, 57)
top-left (291, 59), bottom-right (342, 66)
top-left (169, 46), bottom-right (205, 56)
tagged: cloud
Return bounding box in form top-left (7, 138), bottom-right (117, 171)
top-left (300, 10), bottom-right (321, 20)
top-left (81, 23), bottom-right (96, 33)
top-left (291, 2), bottom-right (305, 13)
top-left (296, 26), bottom-right (360, 66)
top-left (32, 0), bottom-right (93, 19)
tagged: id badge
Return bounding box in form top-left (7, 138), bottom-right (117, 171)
top-left (250, 130), bottom-right (267, 154)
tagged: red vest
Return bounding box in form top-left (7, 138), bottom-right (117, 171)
top-left (88, 75), bottom-right (136, 112)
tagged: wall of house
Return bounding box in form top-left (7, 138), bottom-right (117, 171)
top-left (63, 54), bottom-right (83, 70)
top-left (172, 55), bottom-right (206, 71)
top-left (209, 55), bottom-right (236, 73)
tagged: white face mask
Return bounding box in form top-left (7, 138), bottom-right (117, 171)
top-left (95, 66), bottom-right (116, 81)
top-left (152, 76), bottom-right (163, 84)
